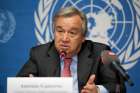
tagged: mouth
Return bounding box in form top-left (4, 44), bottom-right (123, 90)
top-left (60, 44), bottom-right (69, 49)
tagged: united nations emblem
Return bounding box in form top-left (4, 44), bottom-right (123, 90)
top-left (0, 9), bottom-right (16, 43)
top-left (34, 0), bottom-right (140, 70)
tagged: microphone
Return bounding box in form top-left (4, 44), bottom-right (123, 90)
top-left (60, 51), bottom-right (66, 59)
top-left (101, 50), bottom-right (134, 86)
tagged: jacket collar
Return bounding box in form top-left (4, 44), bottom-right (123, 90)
top-left (46, 42), bottom-right (61, 76)
top-left (77, 41), bottom-right (97, 90)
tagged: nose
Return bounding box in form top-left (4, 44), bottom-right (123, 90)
top-left (62, 32), bottom-right (70, 42)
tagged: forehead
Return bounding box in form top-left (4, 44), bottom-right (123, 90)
top-left (54, 15), bottom-right (83, 28)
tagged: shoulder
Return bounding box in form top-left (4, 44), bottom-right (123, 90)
top-left (30, 41), bottom-right (54, 55)
top-left (83, 40), bottom-right (111, 56)
top-left (84, 40), bottom-right (110, 50)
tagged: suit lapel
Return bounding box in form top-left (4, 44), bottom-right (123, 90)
top-left (46, 43), bottom-right (61, 77)
top-left (78, 46), bottom-right (93, 85)
top-left (77, 42), bottom-right (97, 89)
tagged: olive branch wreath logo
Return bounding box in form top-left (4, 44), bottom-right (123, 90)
top-left (34, 0), bottom-right (53, 44)
top-left (120, 0), bottom-right (140, 69)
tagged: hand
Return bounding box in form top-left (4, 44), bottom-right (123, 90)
top-left (29, 74), bottom-right (34, 77)
top-left (81, 74), bottom-right (98, 93)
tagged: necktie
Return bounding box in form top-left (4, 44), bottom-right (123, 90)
top-left (61, 58), bottom-right (72, 77)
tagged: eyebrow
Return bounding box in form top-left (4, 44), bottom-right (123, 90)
top-left (55, 26), bottom-right (63, 29)
top-left (55, 26), bottom-right (80, 30)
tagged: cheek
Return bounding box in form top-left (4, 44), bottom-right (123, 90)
top-left (54, 34), bottom-right (59, 46)
top-left (54, 33), bottom-right (60, 42)
top-left (70, 39), bottom-right (83, 49)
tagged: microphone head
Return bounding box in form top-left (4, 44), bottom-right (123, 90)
top-left (60, 51), bottom-right (66, 59)
top-left (101, 50), bottom-right (120, 64)
top-left (101, 51), bottom-right (134, 86)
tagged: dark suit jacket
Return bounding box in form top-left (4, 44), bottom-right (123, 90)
top-left (17, 40), bottom-right (126, 93)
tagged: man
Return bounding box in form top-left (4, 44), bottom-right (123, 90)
top-left (17, 7), bottom-right (126, 93)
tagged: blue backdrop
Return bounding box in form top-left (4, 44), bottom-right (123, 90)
top-left (0, 0), bottom-right (140, 93)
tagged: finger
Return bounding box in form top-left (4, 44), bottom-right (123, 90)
top-left (87, 74), bottom-right (96, 84)
top-left (83, 84), bottom-right (94, 90)
top-left (83, 83), bottom-right (96, 92)
top-left (81, 88), bottom-right (90, 93)
top-left (29, 74), bottom-right (34, 77)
